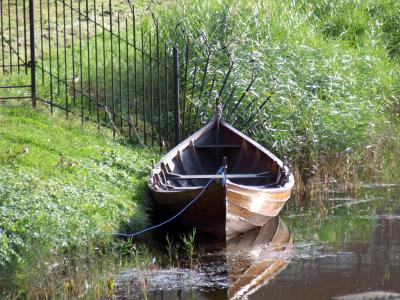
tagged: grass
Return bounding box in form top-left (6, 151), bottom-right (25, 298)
top-left (0, 102), bottom-right (157, 290)
top-left (3, 0), bottom-right (399, 201)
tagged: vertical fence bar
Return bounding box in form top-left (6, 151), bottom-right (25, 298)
top-left (201, 73), bottom-right (216, 123)
top-left (29, 0), bottom-right (35, 107)
top-left (156, 25), bottom-right (161, 150)
top-left (78, 0), bottom-right (83, 122)
top-left (55, 0), bottom-right (60, 95)
top-left (133, 6), bottom-right (138, 128)
top-left (101, 2), bottom-right (107, 124)
top-left (222, 86), bottom-right (236, 110)
top-left (22, 0), bottom-right (27, 74)
top-left (125, 18), bottom-right (131, 138)
top-left (232, 97), bottom-right (256, 126)
top-left (192, 51), bottom-right (211, 132)
top-left (164, 43), bottom-right (169, 145)
top-left (149, 32), bottom-right (154, 147)
top-left (141, 27), bottom-right (146, 144)
top-left (173, 46), bottom-right (180, 145)
top-left (117, 13), bottom-right (122, 133)
top-left (186, 62), bottom-right (198, 138)
top-left (94, 0), bottom-right (99, 126)
top-left (208, 74), bottom-right (217, 96)
top-left (227, 75), bottom-right (257, 121)
top-left (0, 0), bottom-right (4, 73)
top-left (15, 0), bottom-right (19, 73)
top-left (109, 0), bottom-right (115, 136)
top-left (7, 0), bottom-right (11, 73)
top-left (47, 0), bottom-right (53, 113)
top-left (39, 0), bottom-right (44, 84)
top-left (218, 62), bottom-right (233, 99)
top-left (86, 0), bottom-right (91, 113)
top-left (63, 0), bottom-right (68, 116)
top-left (70, 0), bottom-right (76, 105)
top-left (181, 43), bottom-right (189, 137)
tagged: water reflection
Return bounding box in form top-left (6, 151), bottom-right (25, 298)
top-left (114, 217), bottom-right (293, 299)
top-left (252, 187), bottom-right (400, 300)
top-left (227, 217), bottom-right (293, 299)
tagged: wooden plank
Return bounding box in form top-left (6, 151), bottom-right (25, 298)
top-left (166, 173), bottom-right (273, 180)
top-left (195, 144), bottom-right (241, 148)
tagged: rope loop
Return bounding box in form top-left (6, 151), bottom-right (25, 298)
top-left (217, 166), bottom-right (226, 187)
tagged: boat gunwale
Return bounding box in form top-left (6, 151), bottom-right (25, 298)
top-left (148, 116), bottom-right (294, 193)
top-left (150, 175), bottom-right (294, 195)
top-left (226, 174), bottom-right (295, 194)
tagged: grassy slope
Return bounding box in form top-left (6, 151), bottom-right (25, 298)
top-left (0, 103), bottom-right (155, 268)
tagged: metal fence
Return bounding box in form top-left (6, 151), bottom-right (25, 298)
top-left (0, 0), bottom-right (35, 102)
top-left (0, 0), bottom-right (257, 150)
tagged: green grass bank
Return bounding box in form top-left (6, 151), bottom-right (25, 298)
top-left (0, 103), bottom-right (155, 273)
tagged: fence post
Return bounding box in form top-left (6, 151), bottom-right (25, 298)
top-left (29, 0), bottom-right (36, 107)
top-left (173, 46), bottom-right (181, 145)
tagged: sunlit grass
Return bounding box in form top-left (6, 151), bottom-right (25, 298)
top-left (0, 102), bottom-right (157, 272)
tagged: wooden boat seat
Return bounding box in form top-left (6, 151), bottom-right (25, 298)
top-left (194, 144), bottom-right (241, 149)
top-left (165, 171), bottom-right (273, 180)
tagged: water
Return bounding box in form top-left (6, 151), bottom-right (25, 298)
top-left (2, 184), bottom-right (400, 299)
top-left (109, 184), bottom-right (400, 299)
top-left (255, 217), bottom-right (400, 299)
top-left (115, 217), bottom-right (293, 299)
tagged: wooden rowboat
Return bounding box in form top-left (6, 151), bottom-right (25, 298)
top-left (148, 105), bottom-right (294, 239)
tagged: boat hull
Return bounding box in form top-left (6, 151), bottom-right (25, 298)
top-left (148, 115), bottom-right (295, 239)
top-left (150, 183), bottom-right (226, 239)
top-left (150, 175), bottom-right (294, 239)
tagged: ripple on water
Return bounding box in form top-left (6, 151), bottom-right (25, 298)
top-left (115, 266), bottom-right (229, 296)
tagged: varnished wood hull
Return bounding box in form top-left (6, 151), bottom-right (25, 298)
top-left (150, 183), bottom-right (226, 239)
top-left (226, 178), bottom-right (293, 239)
top-left (150, 176), bottom-right (293, 239)
top-left (148, 115), bottom-right (294, 239)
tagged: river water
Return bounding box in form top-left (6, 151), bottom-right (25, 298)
top-left (113, 183), bottom-right (400, 299)
top-left (2, 184), bottom-right (400, 299)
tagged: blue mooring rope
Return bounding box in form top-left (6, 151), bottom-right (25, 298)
top-left (113, 166), bottom-right (226, 238)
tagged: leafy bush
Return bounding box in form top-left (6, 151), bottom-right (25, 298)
top-left (150, 0), bottom-right (400, 168)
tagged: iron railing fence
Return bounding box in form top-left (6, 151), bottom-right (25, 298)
top-left (0, 0), bottom-right (34, 102)
top-left (0, 0), bottom-right (263, 150)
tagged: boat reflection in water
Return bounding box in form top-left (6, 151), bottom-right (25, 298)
top-left (114, 216), bottom-right (292, 300)
top-left (227, 216), bottom-right (293, 299)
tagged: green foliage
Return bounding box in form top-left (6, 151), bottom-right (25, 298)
top-left (0, 104), bottom-right (156, 267)
top-left (181, 228), bottom-right (197, 269)
top-left (150, 0), bottom-right (400, 166)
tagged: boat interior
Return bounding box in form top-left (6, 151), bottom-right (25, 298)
top-left (151, 120), bottom-right (289, 190)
